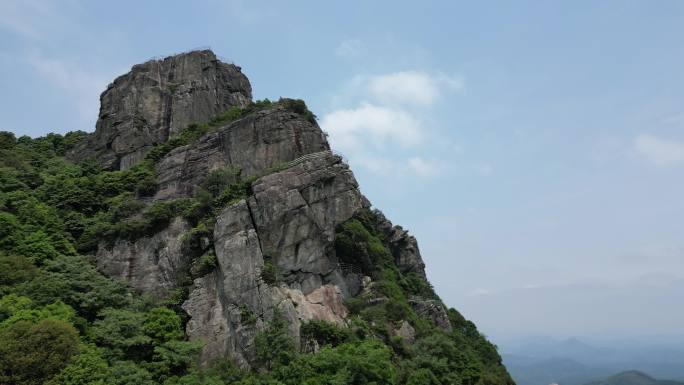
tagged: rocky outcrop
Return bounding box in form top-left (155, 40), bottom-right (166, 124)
top-left (248, 151), bottom-right (369, 297)
top-left (409, 297), bottom-right (453, 333)
top-left (154, 106), bottom-right (329, 201)
top-left (375, 210), bottom-right (427, 278)
top-left (89, 50), bottom-right (433, 368)
top-left (96, 217), bottom-right (190, 298)
top-left (183, 200), bottom-right (298, 366)
top-left (183, 151), bottom-right (368, 365)
top-left (69, 50), bottom-right (252, 170)
top-left (392, 320), bottom-right (416, 344)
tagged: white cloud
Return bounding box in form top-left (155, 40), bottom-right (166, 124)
top-left (335, 39), bottom-right (364, 58)
top-left (366, 70), bottom-right (463, 106)
top-left (321, 69), bottom-right (465, 177)
top-left (633, 134), bottom-right (684, 166)
top-left (320, 103), bottom-right (421, 154)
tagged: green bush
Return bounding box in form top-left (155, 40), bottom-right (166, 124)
top-left (0, 318), bottom-right (80, 385)
top-left (0, 254), bottom-right (37, 292)
top-left (143, 307), bottom-right (184, 344)
top-left (19, 255), bottom-right (130, 320)
top-left (276, 339), bottom-right (396, 385)
top-left (109, 361), bottom-right (156, 385)
top-left (254, 311), bottom-right (296, 370)
top-left (260, 255), bottom-right (280, 285)
top-left (0, 294), bottom-right (33, 321)
top-left (47, 344), bottom-right (111, 385)
top-left (88, 308), bottom-right (152, 360)
top-left (239, 304), bottom-right (257, 327)
top-left (300, 320), bottom-right (350, 347)
top-left (279, 98), bottom-right (317, 124)
top-left (212, 179), bottom-right (253, 209)
top-left (335, 217), bottom-right (392, 277)
top-left (200, 167), bottom-right (241, 198)
top-left (196, 252), bottom-right (218, 277)
top-left (0, 131), bottom-right (17, 150)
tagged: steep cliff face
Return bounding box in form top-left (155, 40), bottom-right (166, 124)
top-left (154, 106), bottom-right (329, 201)
top-left (68, 50), bottom-right (252, 170)
top-left (80, 50), bottom-right (511, 382)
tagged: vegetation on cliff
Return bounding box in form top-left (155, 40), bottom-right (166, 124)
top-left (0, 102), bottom-right (512, 384)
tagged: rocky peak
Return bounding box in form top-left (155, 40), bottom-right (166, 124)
top-left (84, 51), bottom-right (477, 370)
top-left (69, 49), bottom-right (252, 170)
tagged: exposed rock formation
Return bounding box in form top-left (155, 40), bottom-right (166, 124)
top-left (409, 297), bottom-right (453, 332)
top-left (154, 106), bottom-right (329, 201)
top-left (69, 50), bottom-right (252, 170)
top-left (90, 50), bottom-right (440, 367)
top-left (183, 151), bottom-right (366, 365)
top-left (96, 217), bottom-right (190, 298)
top-left (247, 151), bottom-right (369, 297)
top-left (393, 320), bottom-right (416, 344)
top-left (375, 210), bottom-right (427, 279)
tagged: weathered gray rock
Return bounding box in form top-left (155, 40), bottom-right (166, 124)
top-left (393, 320), bottom-right (416, 344)
top-left (183, 200), bottom-right (296, 366)
top-left (87, 51), bottom-right (438, 369)
top-left (409, 297), bottom-right (453, 332)
top-left (249, 151), bottom-right (369, 293)
top-left (96, 217), bottom-right (190, 298)
top-left (183, 152), bottom-right (368, 365)
top-left (375, 210), bottom-right (427, 278)
top-left (69, 50), bottom-right (252, 170)
top-left (153, 106), bottom-right (330, 201)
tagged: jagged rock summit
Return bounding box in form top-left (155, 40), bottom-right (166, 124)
top-left (82, 50), bottom-right (470, 369)
top-left (69, 49), bottom-right (252, 170)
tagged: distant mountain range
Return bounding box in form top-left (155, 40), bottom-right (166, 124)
top-left (500, 336), bottom-right (684, 385)
top-left (585, 371), bottom-right (684, 385)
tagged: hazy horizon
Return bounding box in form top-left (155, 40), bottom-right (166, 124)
top-left (2, 1), bottom-right (683, 343)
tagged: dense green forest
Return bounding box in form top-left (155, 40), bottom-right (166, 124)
top-left (0, 101), bottom-right (513, 385)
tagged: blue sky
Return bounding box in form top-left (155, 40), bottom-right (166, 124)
top-left (2, 0), bottom-right (684, 341)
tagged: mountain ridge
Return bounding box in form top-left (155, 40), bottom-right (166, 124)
top-left (585, 371), bottom-right (684, 385)
top-left (0, 49), bottom-right (513, 384)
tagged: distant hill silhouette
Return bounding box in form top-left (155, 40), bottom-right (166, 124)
top-left (502, 336), bottom-right (684, 385)
top-left (585, 371), bottom-right (684, 385)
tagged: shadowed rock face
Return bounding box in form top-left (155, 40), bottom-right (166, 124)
top-left (69, 50), bottom-right (252, 170)
top-left (96, 217), bottom-right (191, 298)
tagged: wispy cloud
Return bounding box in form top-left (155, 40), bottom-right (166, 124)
top-left (366, 71), bottom-right (463, 107)
top-left (633, 134), bottom-right (684, 166)
top-left (320, 103), bottom-right (421, 153)
top-left (321, 69), bottom-right (464, 177)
